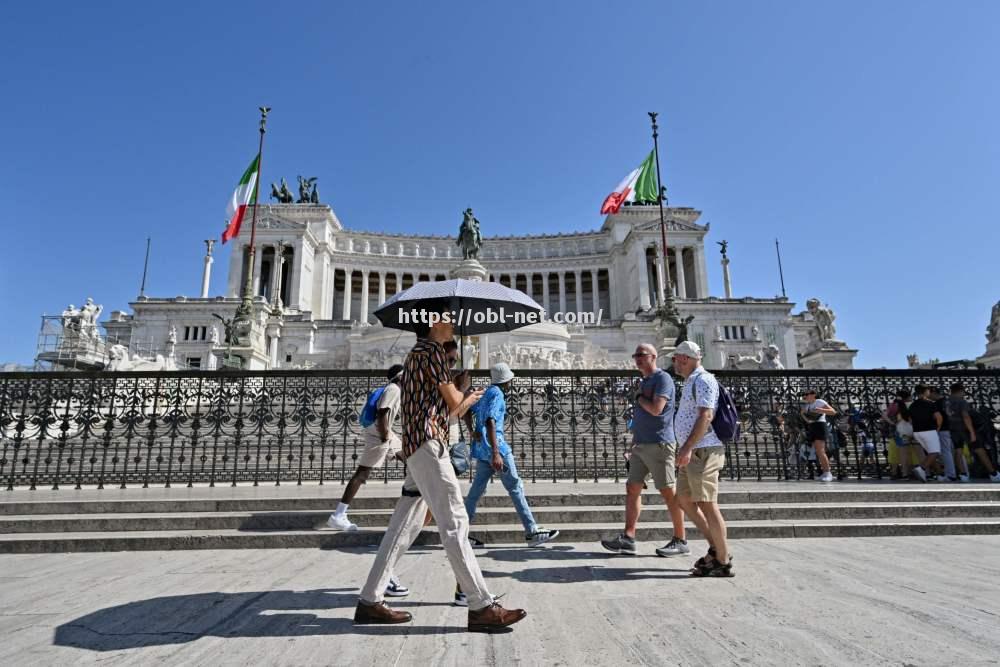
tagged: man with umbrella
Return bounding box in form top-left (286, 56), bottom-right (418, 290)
top-left (353, 303), bottom-right (528, 632)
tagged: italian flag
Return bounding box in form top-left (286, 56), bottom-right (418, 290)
top-left (221, 154), bottom-right (260, 243)
top-left (600, 151), bottom-right (659, 214)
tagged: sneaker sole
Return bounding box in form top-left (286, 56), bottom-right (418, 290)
top-left (327, 523), bottom-right (359, 531)
top-left (384, 591), bottom-right (410, 597)
top-left (601, 545), bottom-right (637, 555)
top-left (655, 550), bottom-right (690, 558)
top-left (529, 533), bottom-right (560, 547)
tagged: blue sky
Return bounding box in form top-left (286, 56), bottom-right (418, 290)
top-left (2, 1), bottom-right (998, 367)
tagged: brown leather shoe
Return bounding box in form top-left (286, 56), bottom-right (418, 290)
top-left (468, 602), bottom-right (527, 632)
top-left (353, 601), bottom-right (412, 624)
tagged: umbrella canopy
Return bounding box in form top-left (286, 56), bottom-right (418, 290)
top-left (374, 279), bottom-right (544, 336)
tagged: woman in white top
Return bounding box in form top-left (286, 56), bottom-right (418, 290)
top-left (800, 390), bottom-right (837, 482)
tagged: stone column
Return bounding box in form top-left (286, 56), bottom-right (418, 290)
top-left (269, 334), bottom-right (279, 368)
top-left (251, 246), bottom-right (264, 297)
top-left (525, 272), bottom-right (533, 300)
top-left (608, 263), bottom-right (620, 319)
top-left (636, 245), bottom-right (651, 311)
top-left (394, 272), bottom-right (403, 294)
top-left (478, 335), bottom-right (489, 369)
top-left (288, 242), bottom-right (302, 308)
top-left (694, 245), bottom-right (710, 298)
top-left (542, 272), bottom-right (551, 314)
top-left (314, 252), bottom-right (330, 319)
top-left (675, 246), bottom-right (688, 299)
top-left (590, 268), bottom-right (600, 314)
top-left (325, 258), bottom-right (335, 319)
top-left (574, 271), bottom-right (583, 313)
top-left (558, 272), bottom-right (567, 314)
top-left (654, 247), bottom-right (666, 306)
top-left (267, 245), bottom-right (279, 304)
top-left (360, 269), bottom-right (370, 323)
top-left (342, 269), bottom-right (353, 321)
top-left (377, 271), bottom-right (386, 305)
top-left (273, 244), bottom-right (286, 308)
top-left (200, 240), bottom-right (214, 298)
top-left (722, 257), bottom-right (733, 299)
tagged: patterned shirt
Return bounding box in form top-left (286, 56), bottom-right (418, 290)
top-left (674, 366), bottom-right (723, 450)
top-left (400, 338), bottom-right (452, 459)
top-left (471, 385), bottom-right (513, 461)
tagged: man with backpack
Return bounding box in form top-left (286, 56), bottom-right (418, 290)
top-left (328, 364), bottom-right (410, 598)
top-left (328, 364), bottom-right (406, 533)
top-left (671, 341), bottom-right (734, 577)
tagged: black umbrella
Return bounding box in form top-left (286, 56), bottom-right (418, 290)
top-left (374, 278), bottom-right (544, 366)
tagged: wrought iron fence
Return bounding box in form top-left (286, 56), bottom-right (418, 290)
top-left (2, 369), bottom-right (999, 490)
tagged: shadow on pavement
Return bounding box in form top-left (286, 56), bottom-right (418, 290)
top-left (482, 565), bottom-right (692, 584)
top-left (53, 588), bottom-right (465, 651)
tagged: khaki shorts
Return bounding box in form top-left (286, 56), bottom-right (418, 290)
top-left (357, 433), bottom-right (402, 468)
top-left (626, 442), bottom-right (677, 490)
top-left (676, 446), bottom-right (725, 502)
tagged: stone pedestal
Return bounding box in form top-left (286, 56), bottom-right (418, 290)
top-left (722, 257), bottom-right (733, 299)
top-left (449, 259), bottom-right (488, 282)
top-left (976, 343), bottom-right (1000, 369)
top-left (799, 343), bottom-right (857, 370)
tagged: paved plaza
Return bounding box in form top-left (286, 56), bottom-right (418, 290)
top-left (2, 534), bottom-right (999, 666)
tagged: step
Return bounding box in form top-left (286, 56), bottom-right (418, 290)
top-left (2, 518), bottom-right (1000, 553)
top-left (3, 502), bottom-right (1000, 534)
top-left (3, 486), bottom-right (1000, 516)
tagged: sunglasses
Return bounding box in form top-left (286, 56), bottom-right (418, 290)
top-left (631, 352), bottom-right (651, 358)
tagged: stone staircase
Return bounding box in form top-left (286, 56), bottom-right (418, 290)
top-left (2, 481), bottom-right (999, 553)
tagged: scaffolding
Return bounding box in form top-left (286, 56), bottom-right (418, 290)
top-left (33, 316), bottom-right (187, 372)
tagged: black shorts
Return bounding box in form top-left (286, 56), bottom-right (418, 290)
top-left (955, 435), bottom-right (988, 451)
top-left (807, 422), bottom-right (827, 443)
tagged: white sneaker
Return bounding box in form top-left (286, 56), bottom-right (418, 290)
top-left (819, 471), bottom-right (834, 482)
top-left (990, 472), bottom-right (1000, 483)
top-left (327, 514), bottom-right (358, 531)
top-left (385, 577), bottom-right (409, 597)
top-left (526, 529), bottom-right (560, 547)
top-left (912, 466), bottom-right (927, 482)
top-left (959, 474), bottom-right (971, 483)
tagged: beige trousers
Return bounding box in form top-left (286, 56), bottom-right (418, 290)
top-left (359, 439), bottom-right (493, 610)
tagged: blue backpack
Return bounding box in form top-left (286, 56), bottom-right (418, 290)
top-left (692, 376), bottom-right (741, 442)
top-left (359, 386), bottom-right (387, 428)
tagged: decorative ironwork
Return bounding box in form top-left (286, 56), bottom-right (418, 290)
top-left (1, 369), bottom-right (998, 490)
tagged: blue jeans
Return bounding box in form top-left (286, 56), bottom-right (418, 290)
top-left (465, 450), bottom-right (538, 536)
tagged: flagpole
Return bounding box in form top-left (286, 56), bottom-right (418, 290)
top-left (775, 238), bottom-right (787, 298)
top-left (236, 106), bottom-right (271, 323)
top-left (139, 237), bottom-right (151, 297)
top-left (648, 112), bottom-right (676, 311)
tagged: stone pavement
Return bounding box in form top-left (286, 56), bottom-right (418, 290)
top-left (2, 536), bottom-right (999, 666)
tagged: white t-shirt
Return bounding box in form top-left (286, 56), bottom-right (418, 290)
top-left (364, 383), bottom-right (401, 440)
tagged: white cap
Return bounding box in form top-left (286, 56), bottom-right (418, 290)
top-left (490, 362), bottom-right (515, 384)
top-left (672, 340), bottom-right (703, 359)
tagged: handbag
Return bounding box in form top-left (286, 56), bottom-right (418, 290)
top-left (450, 440), bottom-right (471, 475)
